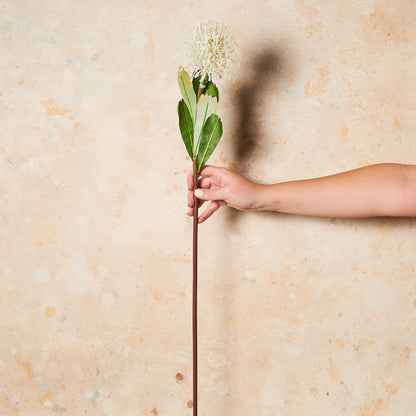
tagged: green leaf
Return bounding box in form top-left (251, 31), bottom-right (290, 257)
top-left (204, 81), bottom-right (219, 102)
top-left (177, 99), bottom-right (194, 159)
top-left (178, 68), bottom-right (197, 122)
top-left (194, 94), bottom-right (218, 157)
top-left (197, 114), bottom-right (223, 173)
top-left (192, 75), bottom-right (201, 96)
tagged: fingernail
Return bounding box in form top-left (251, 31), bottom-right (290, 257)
top-left (194, 189), bottom-right (203, 198)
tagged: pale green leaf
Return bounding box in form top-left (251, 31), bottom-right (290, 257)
top-left (178, 67), bottom-right (197, 122)
top-left (194, 94), bottom-right (218, 156)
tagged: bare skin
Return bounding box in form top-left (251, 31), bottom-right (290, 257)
top-left (187, 163), bottom-right (416, 223)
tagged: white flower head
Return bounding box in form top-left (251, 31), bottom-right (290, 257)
top-left (184, 21), bottom-right (237, 87)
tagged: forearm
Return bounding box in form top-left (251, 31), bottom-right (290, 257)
top-left (256, 163), bottom-right (416, 218)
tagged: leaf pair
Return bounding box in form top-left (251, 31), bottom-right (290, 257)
top-left (177, 68), bottom-right (223, 173)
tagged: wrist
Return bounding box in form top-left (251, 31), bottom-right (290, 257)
top-left (254, 183), bottom-right (281, 212)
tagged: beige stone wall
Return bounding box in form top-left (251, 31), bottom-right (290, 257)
top-left (1, 1), bottom-right (416, 415)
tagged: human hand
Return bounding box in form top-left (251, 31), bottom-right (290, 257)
top-left (187, 165), bottom-right (262, 223)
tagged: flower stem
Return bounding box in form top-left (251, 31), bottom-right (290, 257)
top-left (192, 156), bottom-right (198, 416)
top-left (192, 77), bottom-right (207, 416)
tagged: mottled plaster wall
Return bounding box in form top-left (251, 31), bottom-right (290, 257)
top-left (1, 1), bottom-right (416, 415)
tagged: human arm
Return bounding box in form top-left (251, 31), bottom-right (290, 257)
top-left (187, 163), bottom-right (416, 222)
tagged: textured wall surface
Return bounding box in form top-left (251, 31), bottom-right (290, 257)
top-left (1, 1), bottom-right (416, 415)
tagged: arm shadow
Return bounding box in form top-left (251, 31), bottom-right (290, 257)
top-left (232, 47), bottom-right (284, 167)
top-left (227, 44), bottom-right (291, 224)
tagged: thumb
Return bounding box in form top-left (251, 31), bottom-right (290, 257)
top-left (194, 188), bottom-right (224, 201)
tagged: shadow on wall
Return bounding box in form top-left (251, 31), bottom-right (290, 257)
top-left (225, 45), bottom-right (289, 226)
top-left (232, 46), bottom-right (284, 174)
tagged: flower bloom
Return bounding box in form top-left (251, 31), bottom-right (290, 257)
top-left (184, 21), bottom-right (237, 86)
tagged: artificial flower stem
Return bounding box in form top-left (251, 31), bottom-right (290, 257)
top-left (192, 156), bottom-right (198, 416)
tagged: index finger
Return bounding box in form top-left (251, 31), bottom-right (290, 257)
top-left (188, 164), bottom-right (217, 190)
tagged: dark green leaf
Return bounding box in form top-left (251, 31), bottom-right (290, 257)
top-left (204, 81), bottom-right (219, 101)
top-left (177, 99), bottom-right (194, 159)
top-left (192, 75), bottom-right (201, 96)
top-left (197, 114), bottom-right (223, 173)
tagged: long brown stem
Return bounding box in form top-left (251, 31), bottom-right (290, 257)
top-left (192, 156), bottom-right (198, 416)
top-left (192, 81), bottom-right (205, 416)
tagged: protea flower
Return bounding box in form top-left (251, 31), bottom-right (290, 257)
top-left (183, 20), bottom-right (237, 88)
